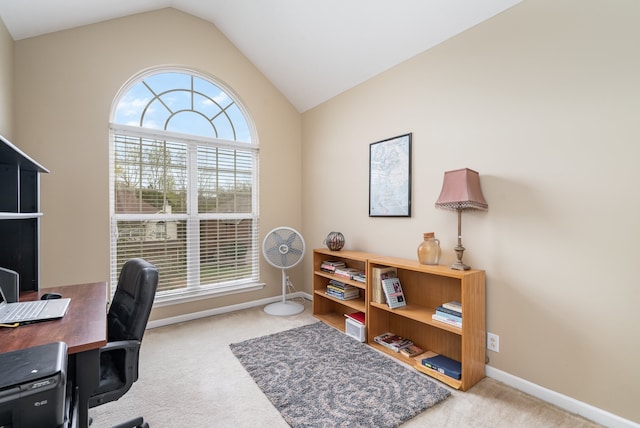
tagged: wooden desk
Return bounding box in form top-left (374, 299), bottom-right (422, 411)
top-left (0, 282), bottom-right (108, 428)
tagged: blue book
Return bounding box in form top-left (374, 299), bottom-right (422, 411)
top-left (435, 309), bottom-right (462, 323)
top-left (422, 354), bottom-right (462, 380)
top-left (435, 305), bottom-right (462, 318)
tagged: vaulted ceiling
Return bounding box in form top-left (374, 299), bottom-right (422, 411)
top-left (0, 0), bottom-right (522, 112)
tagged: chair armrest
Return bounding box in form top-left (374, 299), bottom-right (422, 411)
top-left (100, 340), bottom-right (142, 381)
top-left (89, 340), bottom-right (143, 408)
top-left (100, 339), bottom-right (141, 352)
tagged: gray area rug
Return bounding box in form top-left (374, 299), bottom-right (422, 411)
top-left (230, 321), bottom-right (450, 427)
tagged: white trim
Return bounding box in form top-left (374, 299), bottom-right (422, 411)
top-left (152, 281), bottom-right (266, 307)
top-left (485, 366), bottom-right (639, 428)
top-left (147, 291), bottom-right (311, 328)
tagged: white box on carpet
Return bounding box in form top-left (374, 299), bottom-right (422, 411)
top-left (345, 318), bottom-right (366, 342)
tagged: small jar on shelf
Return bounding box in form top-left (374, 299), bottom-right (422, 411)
top-left (417, 232), bottom-right (441, 265)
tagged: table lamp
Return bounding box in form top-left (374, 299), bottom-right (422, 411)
top-left (435, 168), bottom-right (488, 270)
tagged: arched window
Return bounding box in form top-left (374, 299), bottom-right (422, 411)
top-left (110, 69), bottom-right (260, 302)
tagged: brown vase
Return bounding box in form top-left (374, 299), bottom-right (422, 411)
top-left (324, 232), bottom-right (345, 251)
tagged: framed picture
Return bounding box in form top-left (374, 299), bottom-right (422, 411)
top-left (369, 133), bottom-right (412, 217)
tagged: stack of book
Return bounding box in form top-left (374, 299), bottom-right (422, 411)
top-left (320, 260), bottom-right (346, 273)
top-left (326, 279), bottom-right (359, 300)
top-left (334, 267), bottom-right (365, 281)
top-left (420, 353), bottom-right (462, 380)
top-left (352, 272), bottom-right (366, 283)
top-left (373, 332), bottom-right (413, 352)
top-left (432, 300), bottom-right (462, 327)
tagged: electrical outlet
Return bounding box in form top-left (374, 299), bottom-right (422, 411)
top-left (487, 333), bottom-right (499, 352)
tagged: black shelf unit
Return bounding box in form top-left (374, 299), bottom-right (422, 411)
top-left (0, 134), bottom-right (49, 292)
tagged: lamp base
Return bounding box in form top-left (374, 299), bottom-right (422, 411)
top-left (450, 261), bottom-right (471, 271)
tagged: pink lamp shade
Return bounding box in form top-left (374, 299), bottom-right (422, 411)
top-left (435, 168), bottom-right (488, 211)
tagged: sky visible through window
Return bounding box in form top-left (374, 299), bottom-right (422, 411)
top-left (114, 72), bottom-right (251, 143)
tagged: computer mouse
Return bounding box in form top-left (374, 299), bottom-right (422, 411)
top-left (41, 292), bottom-right (62, 300)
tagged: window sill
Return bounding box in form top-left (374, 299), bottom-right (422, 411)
top-left (153, 281), bottom-right (266, 307)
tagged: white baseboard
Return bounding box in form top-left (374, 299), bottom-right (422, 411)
top-left (486, 366), bottom-right (639, 428)
top-left (148, 296), bottom-right (637, 428)
top-left (147, 291), bottom-right (312, 329)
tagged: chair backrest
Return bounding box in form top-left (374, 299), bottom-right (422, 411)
top-left (108, 258), bottom-right (158, 342)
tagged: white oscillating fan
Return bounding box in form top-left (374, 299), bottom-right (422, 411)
top-left (262, 227), bottom-right (306, 316)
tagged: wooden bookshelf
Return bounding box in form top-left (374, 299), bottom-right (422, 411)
top-left (312, 249), bottom-right (486, 391)
top-left (312, 249), bottom-right (378, 332)
top-left (367, 256), bottom-right (485, 391)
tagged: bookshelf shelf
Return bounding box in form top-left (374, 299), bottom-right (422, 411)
top-left (312, 248), bottom-right (486, 392)
top-left (313, 270), bottom-right (366, 290)
top-left (369, 301), bottom-right (463, 335)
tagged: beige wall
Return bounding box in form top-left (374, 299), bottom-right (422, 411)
top-left (6, 0), bottom-right (640, 423)
top-left (0, 17), bottom-right (13, 136)
top-left (13, 8), bottom-right (303, 320)
top-left (302, 0), bottom-right (639, 422)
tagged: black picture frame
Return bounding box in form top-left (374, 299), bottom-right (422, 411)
top-left (369, 133), bottom-right (412, 217)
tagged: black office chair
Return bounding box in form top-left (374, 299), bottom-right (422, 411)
top-left (88, 258), bottom-right (158, 428)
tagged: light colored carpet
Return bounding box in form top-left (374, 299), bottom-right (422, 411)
top-left (90, 300), bottom-right (602, 427)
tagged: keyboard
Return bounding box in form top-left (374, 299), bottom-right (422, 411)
top-left (0, 300), bottom-right (47, 322)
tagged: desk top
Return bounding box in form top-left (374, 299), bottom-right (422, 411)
top-left (0, 282), bottom-right (107, 355)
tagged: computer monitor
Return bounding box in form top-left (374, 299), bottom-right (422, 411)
top-left (0, 342), bottom-right (68, 428)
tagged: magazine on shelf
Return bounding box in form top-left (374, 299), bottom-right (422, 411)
top-left (373, 332), bottom-right (413, 352)
top-left (381, 277), bottom-right (406, 309)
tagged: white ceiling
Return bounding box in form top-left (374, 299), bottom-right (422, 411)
top-left (0, 0), bottom-right (522, 112)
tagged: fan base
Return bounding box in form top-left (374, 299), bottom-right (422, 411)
top-left (264, 301), bottom-right (304, 316)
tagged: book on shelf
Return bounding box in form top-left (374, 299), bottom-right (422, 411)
top-left (381, 277), bottom-right (406, 309)
top-left (334, 267), bottom-right (363, 280)
top-left (373, 332), bottom-right (413, 352)
top-left (435, 305), bottom-right (462, 318)
top-left (431, 313), bottom-right (462, 328)
top-left (320, 260), bottom-right (346, 273)
top-left (370, 266), bottom-right (397, 304)
top-left (442, 301), bottom-right (462, 314)
top-left (344, 311), bottom-right (365, 325)
top-left (352, 272), bottom-right (366, 283)
top-left (421, 354), bottom-right (462, 380)
top-left (328, 279), bottom-right (356, 289)
top-left (327, 283), bottom-right (359, 293)
top-left (399, 344), bottom-right (424, 358)
top-left (326, 287), bottom-right (359, 300)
